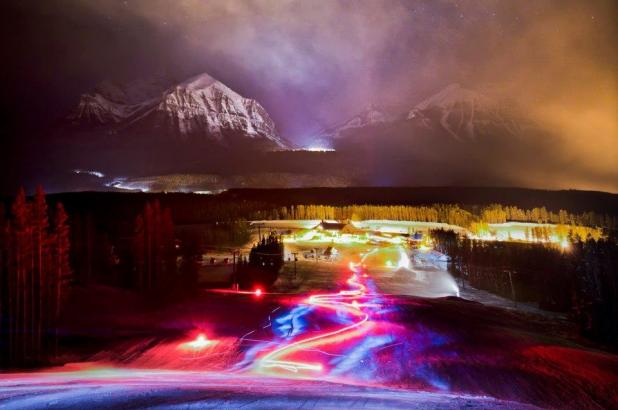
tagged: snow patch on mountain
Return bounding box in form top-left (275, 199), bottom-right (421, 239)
top-left (412, 83), bottom-right (494, 113)
top-left (67, 93), bottom-right (156, 125)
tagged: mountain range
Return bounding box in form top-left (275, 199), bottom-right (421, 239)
top-left (41, 74), bottom-right (568, 192)
top-left (67, 71), bottom-right (528, 152)
top-left (315, 83), bottom-right (527, 145)
top-left (66, 68), bottom-right (532, 153)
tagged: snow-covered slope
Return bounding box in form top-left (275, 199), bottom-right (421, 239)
top-left (67, 77), bottom-right (170, 125)
top-left (67, 73), bottom-right (286, 149)
top-left (407, 83), bottom-right (522, 140)
top-left (412, 83), bottom-right (494, 112)
top-left (315, 105), bottom-right (396, 141)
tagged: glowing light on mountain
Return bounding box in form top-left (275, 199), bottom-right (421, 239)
top-left (305, 146), bottom-right (335, 152)
top-left (73, 169), bottom-right (105, 178)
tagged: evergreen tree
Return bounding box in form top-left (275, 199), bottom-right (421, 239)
top-left (11, 188), bottom-right (31, 363)
top-left (32, 186), bottom-right (49, 359)
top-left (51, 203), bottom-right (70, 357)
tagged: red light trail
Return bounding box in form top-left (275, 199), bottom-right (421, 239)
top-left (255, 262), bottom-right (376, 378)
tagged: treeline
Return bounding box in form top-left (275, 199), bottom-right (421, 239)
top-left (259, 204), bottom-right (474, 227)
top-left (478, 204), bottom-right (613, 227)
top-left (0, 190), bottom-right (186, 367)
top-left (0, 188), bottom-right (71, 367)
top-left (39, 192), bottom-right (617, 231)
top-left (468, 221), bottom-right (602, 242)
top-left (219, 187), bottom-right (618, 216)
top-left (64, 198), bottom-right (182, 292)
top-left (254, 203), bottom-right (616, 230)
top-left (431, 229), bottom-right (618, 348)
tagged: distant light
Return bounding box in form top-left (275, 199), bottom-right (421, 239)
top-left (307, 146), bottom-right (335, 152)
top-left (178, 333), bottom-right (215, 351)
top-left (292, 146), bottom-right (336, 152)
top-left (397, 246), bottom-right (411, 269)
top-left (254, 288), bottom-right (263, 297)
top-left (73, 169), bottom-right (104, 178)
top-left (191, 334), bottom-right (209, 348)
top-left (560, 239), bottom-right (571, 251)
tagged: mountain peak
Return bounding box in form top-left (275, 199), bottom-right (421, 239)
top-left (408, 84), bottom-right (521, 140)
top-left (414, 83), bottom-right (493, 112)
top-left (66, 71), bottom-right (287, 149)
top-left (177, 73), bottom-right (219, 91)
top-left (313, 104), bottom-right (395, 141)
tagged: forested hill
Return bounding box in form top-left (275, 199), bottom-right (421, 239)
top-left (218, 187), bottom-right (618, 215)
top-left (1, 187), bottom-right (616, 228)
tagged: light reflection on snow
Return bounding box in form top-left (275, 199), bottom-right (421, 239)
top-left (73, 169), bottom-right (105, 178)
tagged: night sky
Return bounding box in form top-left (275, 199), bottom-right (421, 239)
top-left (2, 0), bottom-right (617, 191)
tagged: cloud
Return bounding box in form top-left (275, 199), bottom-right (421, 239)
top-left (477, 1), bottom-right (617, 186)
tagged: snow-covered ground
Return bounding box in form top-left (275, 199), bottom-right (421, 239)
top-left (252, 219), bottom-right (571, 244)
top-left (276, 243), bottom-right (563, 320)
top-left (2, 241), bottom-right (616, 409)
top-left (0, 371), bottom-right (540, 409)
top-left (351, 220), bottom-right (467, 234)
top-left (458, 281), bottom-right (570, 321)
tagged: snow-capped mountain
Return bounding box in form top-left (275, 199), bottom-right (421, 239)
top-left (314, 105), bottom-right (396, 142)
top-left (407, 83), bottom-right (522, 140)
top-left (67, 72), bottom-right (287, 149)
top-left (309, 84), bottom-right (526, 147)
top-left (152, 73), bottom-right (281, 143)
